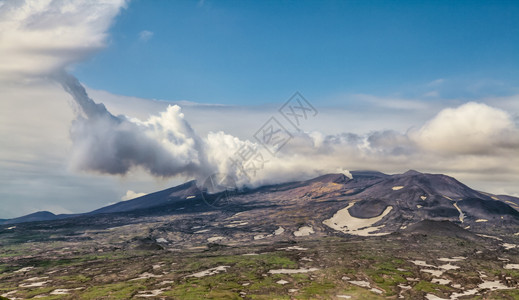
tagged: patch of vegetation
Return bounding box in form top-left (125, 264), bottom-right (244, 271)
top-left (365, 259), bottom-right (409, 295)
top-left (17, 287), bottom-right (55, 298)
top-left (297, 280), bottom-right (336, 298)
top-left (56, 274), bottom-right (91, 283)
top-left (164, 272), bottom-right (244, 299)
top-left (332, 286), bottom-right (386, 299)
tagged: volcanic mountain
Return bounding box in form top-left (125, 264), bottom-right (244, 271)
top-left (2, 170), bottom-right (518, 241)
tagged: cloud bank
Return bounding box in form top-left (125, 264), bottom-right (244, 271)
top-left (56, 69), bottom-right (519, 191)
top-left (414, 102), bottom-right (519, 155)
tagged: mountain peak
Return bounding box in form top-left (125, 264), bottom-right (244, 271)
top-left (308, 173), bottom-right (350, 184)
top-left (402, 170), bottom-right (422, 176)
top-left (30, 211), bottom-right (55, 217)
top-left (350, 170), bottom-right (389, 179)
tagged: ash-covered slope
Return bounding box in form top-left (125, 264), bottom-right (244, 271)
top-left (312, 170), bottom-right (519, 236)
top-left (89, 180), bottom-right (200, 215)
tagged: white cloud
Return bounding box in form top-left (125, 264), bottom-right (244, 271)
top-left (121, 190), bottom-right (147, 201)
top-left (0, 0), bottom-right (127, 80)
top-left (413, 102), bottom-right (519, 155)
top-left (423, 90), bottom-right (439, 98)
top-left (139, 30), bottom-right (154, 42)
top-left (354, 94), bottom-right (431, 111)
top-left (427, 78), bottom-right (445, 86)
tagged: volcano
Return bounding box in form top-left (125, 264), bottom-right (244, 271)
top-left (2, 170), bottom-right (518, 239)
top-left (2, 170), bottom-right (519, 300)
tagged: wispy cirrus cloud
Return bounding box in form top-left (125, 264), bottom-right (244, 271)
top-left (138, 30), bottom-right (154, 42)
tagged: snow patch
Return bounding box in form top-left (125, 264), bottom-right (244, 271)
top-left (478, 280), bottom-right (511, 290)
top-left (502, 243), bottom-right (517, 250)
top-left (225, 221), bottom-right (248, 228)
top-left (348, 280), bottom-right (370, 288)
top-left (421, 269), bottom-right (444, 277)
top-left (452, 203), bottom-right (465, 223)
top-left (130, 272), bottom-right (163, 281)
top-left (186, 266), bottom-right (230, 278)
top-left (50, 288), bottom-right (84, 295)
top-left (425, 294), bottom-right (448, 300)
top-left (438, 257), bottom-right (466, 262)
top-left (277, 246), bottom-right (308, 251)
top-left (1, 291), bottom-right (17, 298)
top-left (431, 278), bottom-right (451, 285)
top-left (25, 276), bottom-right (48, 282)
top-left (504, 264), bottom-right (519, 270)
top-left (294, 226), bottom-right (314, 237)
top-left (274, 226), bottom-right (285, 235)
top-left (476, 234), bottom-right (503, 241)
top-left (136, 289), bottom-right (166, 297)
top-left (410, 260), bottom-right (436, 268)
top-left (19, 281), bottom-right (49, 288)
top-left (268, 267), bottom-right (319, 274)
top-left (323, 202), bottom-right (392, 236)
top-left (439, 264), bottom-right (460, 270)
top-left (14, 266), bottom-right (34, 273)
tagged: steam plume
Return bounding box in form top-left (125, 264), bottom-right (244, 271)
top-left (55, 72), bottom-right (213, 179)
top-left (54, 72), bottom-right (519, 191)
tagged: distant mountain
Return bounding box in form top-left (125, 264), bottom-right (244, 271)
top-left (2, 211), bottom-right (57, 224)
top-left (2, 171), bottom-right (519, 237)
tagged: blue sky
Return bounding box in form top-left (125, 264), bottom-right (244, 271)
top-left (72, 0), bottom-right (519, 105)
